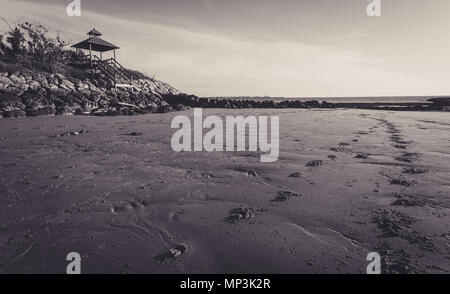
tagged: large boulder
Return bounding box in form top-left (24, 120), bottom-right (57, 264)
top-left (56, 105), bottom-right (78, 115)
top-left (2, 107), bottom-right (26, 117)
top-left (9, 74), bottom-right (26, 84)
top-left (0, 75), bottom-right (12, 89)
top-left (28, 80), bottom-right (41, 91)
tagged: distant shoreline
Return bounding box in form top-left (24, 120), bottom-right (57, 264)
top-left (201, 95), bottom-right (450, 103)
top-left (185, 95), bottom-right (450, 112)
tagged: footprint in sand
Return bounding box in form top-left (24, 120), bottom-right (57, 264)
top-left (395, 152), bottom-right (421, 163)
top-left (354, 153), bottom-right (369, 159)
top-left (272, 190), bottom-right (302, 202)
top-left (124, 132), bottom-right (143, 136)
top-left (389, 177), bottom-right (417, 187)
top-left (393, 144), bottom-right (407, 150)
top-left (391, 193), bottom-right (436, 208)
top-left (402, 167), bottom-right (428, 175)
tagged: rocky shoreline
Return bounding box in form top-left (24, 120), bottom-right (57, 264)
top-left (164, 94), bottom-right (450, 112)
top-left (1, 70), bottom-right (449, 119)
top-left (163, 94), bottom-right (335, 110)
top-left (0, 70), bottom-right (180, 118)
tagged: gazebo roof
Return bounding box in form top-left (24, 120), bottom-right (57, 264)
top-left (72, 37), bottom-right (119, 52)
top-left (88, 28), bottom-right (102, 37)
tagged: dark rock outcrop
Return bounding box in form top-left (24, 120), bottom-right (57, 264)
top-left (0, 70), bottom-right (180, 118)
top-left (428, 97), bottom-right (450, 106)
top-left (162, 93), bottom-right (335, 110)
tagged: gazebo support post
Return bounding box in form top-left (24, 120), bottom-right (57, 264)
top-left (89, 44), bottom-right (92, 66)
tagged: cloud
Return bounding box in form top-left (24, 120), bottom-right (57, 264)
top-left (1, 0), bottom-right (450, 97)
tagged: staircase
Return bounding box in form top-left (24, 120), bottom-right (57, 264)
top-left (91, 56), bottom-right (133, 86)
top-left (75, 53), bottom-right (133, 86)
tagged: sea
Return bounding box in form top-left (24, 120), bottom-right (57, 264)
top-left (205, 96), bottom-right (445, 104)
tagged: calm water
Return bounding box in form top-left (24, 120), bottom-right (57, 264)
top-left (206, 96), bottom-right (441, 103)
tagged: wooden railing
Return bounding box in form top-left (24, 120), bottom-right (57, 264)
top-left (75, 52), bottom-right (132, 85)
top-left (91, 56), bottom-right (132, 84)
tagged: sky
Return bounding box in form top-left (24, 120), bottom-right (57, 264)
top-left (1, 0), bottom-right (450, 97)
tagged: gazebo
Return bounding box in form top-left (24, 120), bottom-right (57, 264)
top-left (72, 29), bottom-right (132, 85)
top-left (72, 29), bottom-right (120, 62)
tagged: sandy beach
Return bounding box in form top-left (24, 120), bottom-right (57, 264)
top-left (0, 108), bottom-right (449, 274)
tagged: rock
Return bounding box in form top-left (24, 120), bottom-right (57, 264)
top-left (29, 81), bottom-right (41, 90)
top-left (92, 107), bottom-right (119, 116)
top-left (171, 103), bottom-right (189, 111)
top-left (289, 172), bottom-right (302, 178)
top-left (60, 79), bottom-right (75, 90)
top-left (0, 68), bottom-right (178, 118)
top-left (156, 103), bottom-right (172, 113)
top-left (168, 245), bottom-right (187, 258)
top-left (80, 101), bottom-right (98, 113)
top-left (0, 93), bottom-right (26, 109)
top-left (118, 90), bottom-right (130, 100)
top-left (35, 75), bottom-right (49, 87)
top-left (126, 132), bottom-right (143, 136)
top-left (79, 89), bottom-right (91, 97)
top-left (5, 86), bottom-right (24, 96)
top-left (154, 244), bottom-right (187, 263)
top-left (9, 74), bottom-right (26, 84)
top-left (89, 84), bottom-right (103, 94)
top-left (76, 81), bottom-right (90, 90)
top-left (26, 106), bottom-right (56, 116)
top-left (2, 107), bottom-right (26, 117)
top-left (235, 168), bottom-right (258, 177)
top-left (146, 102), bottom-right (159, 112)
top-left (97, 98), bottom-right (110, 108)
top-left (321, 101), bottom-right (335, 108)
top-left (355, 153), bottom-right (369, 159)
top-left (55, 73), bottom-right (65, 83)
top-left (428, 97), bottom-right (450, 106)
top-left (18, 83), bottom-right (29, 92)
top-left (56, 106), bottom-right (76, 115)
top-left (53, 130), bottom-right (87, 137)
top-left (48, 75), bottom-right (59, 85)
top-left (48, 85), bottom-right (62, 95)
top-left (306, 160), bottom-right (323, 167)
top-left (0, 76), bottom-right (12, 87)
top-left (226, 207), bottom-right (255, 223)
top-left (402, 167), bottom-right (428, 175)
top-left (390, 178), bottom-right (416, 187)
top-left (305, 100), bottom-right (320, 108)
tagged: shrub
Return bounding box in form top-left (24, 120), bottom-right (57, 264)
top-left (0, 20), bottom-right (71, 73)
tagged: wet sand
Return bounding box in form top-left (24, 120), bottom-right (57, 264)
top-left (0, 109), bottom-right (449, 274)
